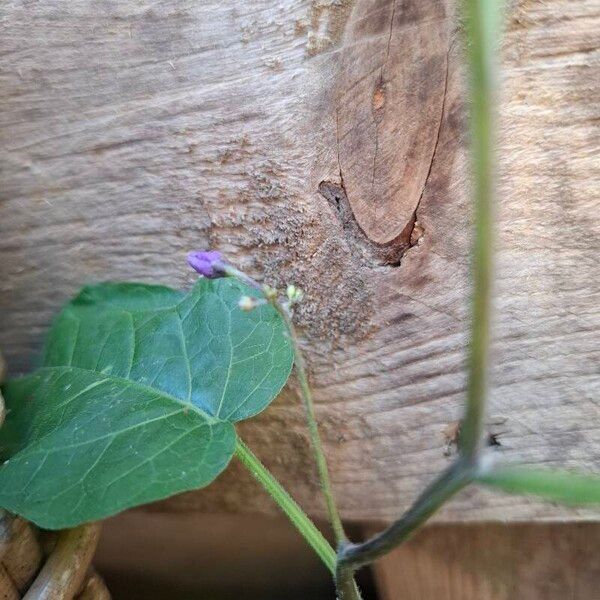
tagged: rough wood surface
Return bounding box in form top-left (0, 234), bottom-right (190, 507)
top-left (0, 0), bottom-right (598, 524)
top-left (372, 523), bottom-right (600, 600)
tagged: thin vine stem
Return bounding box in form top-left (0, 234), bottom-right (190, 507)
top-left (226, 267), bottom-right (362, 598)
top-left (234, 437), bottom-right (337, 574)
top-left (225, 266), bottom-right (347, 544)
top-left (338, 460), bottom-right (474, 570)
top-left (272, 304), bottom-right (347, 545)
top-left (273, 304), bottom-right (362, 600)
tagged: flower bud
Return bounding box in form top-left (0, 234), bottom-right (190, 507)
top-left (187, 250), bottom-right (227, 278)
top-left (286, 284), bottom-right (304, 304)
top-left (262, 285), bottom-right (278, 301)
top-left (238, 295), bottom-right (259, 312)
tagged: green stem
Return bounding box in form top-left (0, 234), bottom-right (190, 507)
top-left (275, 306), bottom-right (363, 599)
top-left (335, 564), bottom-right (364, 600)
top-left (460, 0), bottom-right (499, 460)
top-left (234, 437), bottom-right (337, 574)
top-left (274, 304), bottom-right (347, 546)
top-left (227, 268), bottom-right (361, 598)
top-left (337, 460), bottom-right (474, 571)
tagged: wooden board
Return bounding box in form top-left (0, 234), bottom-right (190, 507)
top-left (0, 0), bottom-right (599, 523)
top-left (94, 511), bottom-right (337, 599)
top-left (371, 523), bottom-right (600, 600)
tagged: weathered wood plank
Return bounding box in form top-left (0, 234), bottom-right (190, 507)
top-left (0, 0), bottom-right (598, 523)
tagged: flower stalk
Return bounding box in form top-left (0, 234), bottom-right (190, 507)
top-left (219, 264), bottom-right (348, 545)
top-left (271, 303), bottom-right (347, 546)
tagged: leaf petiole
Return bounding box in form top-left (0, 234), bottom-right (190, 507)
top-left (234, 437), bottom-right (337, 574)
top-left (476, 464), bottom-right (600, 505)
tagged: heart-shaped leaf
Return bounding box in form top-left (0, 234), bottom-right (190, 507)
top-left (0, 278), bottom-right (293, 528)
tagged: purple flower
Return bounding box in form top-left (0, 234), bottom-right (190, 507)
top-left (187, 250), bottom-right (227, 278)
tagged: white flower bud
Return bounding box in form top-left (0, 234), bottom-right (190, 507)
top-left (262, 285), bottom-right (278, 301)
top-left (286, 284), bottom-right (304, 304)
top-left (238, 295), bottom-right (258, 312)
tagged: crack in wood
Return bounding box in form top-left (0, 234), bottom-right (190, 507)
top-left (318, 178), bottom-right (415, 267)
top-left (400, 41), bottom-right (452, 258)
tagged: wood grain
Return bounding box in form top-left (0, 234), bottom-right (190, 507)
top-left (372, 523), bottom-right (600, 600)
top-left (0, 0), bottom-right (598, 524)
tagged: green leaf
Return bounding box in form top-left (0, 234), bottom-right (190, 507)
top-left (43, 279), bottom-right (292, 422)
top-left (0, 278), bottom-right (293, 528)
top-left (0, 369), bottom-right (235, 528)
top-left (476, 466), bottom-right (600, 506)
